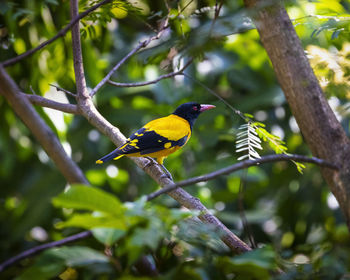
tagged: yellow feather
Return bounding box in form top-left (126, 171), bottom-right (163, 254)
top-left (113, 155), bottom-right (124, 160)
top-left (164, 142), bottom-right (172, 148)
top-left (143, 114), bottom-right (191, 141)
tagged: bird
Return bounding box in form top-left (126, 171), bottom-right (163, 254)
top-left (96, 102), bottom-right (215, 168)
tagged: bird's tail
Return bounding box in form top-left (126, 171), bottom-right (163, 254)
top-left (96, 149), bottom-right (125, 164)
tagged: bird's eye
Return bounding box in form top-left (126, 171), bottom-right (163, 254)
top-left (192, 106), bottom-right (198, 111)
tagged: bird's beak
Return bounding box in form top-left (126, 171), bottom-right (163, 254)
top-left (200, 104), bottom-right (216, 112)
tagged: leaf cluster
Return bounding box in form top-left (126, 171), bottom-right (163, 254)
top-left (1, 0), bottom-right (350, 279)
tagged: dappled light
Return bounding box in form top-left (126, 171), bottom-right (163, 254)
top-left (0, 0), bottom-right (350, 279)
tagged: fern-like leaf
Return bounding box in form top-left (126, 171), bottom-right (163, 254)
top-left (253, 122), bottom-right (288, 154)
top-left (236, 123), bottom-right (263, 161)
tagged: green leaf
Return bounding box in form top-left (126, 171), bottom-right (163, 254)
top-left (55, 213), bottom-right (129, 230)
top-left (46, 246), bottom-right (109, 267)
top-left (293, 161), bottom-right (306, 174)
top-left (92, 228), bottom-right (126, 246)
top-left (52, 184), bottom-right (124, 215)
top-left (16, 246), bottom-right (109, 280)
top-left (231, 246), bottom-right (276, 269)
top-left (130, 219), bottom-right (164, 250)
top-left (15, 260), bottom-right (65, 280)
top-left (236, 123), bottom-right (262, 161)
top-left (217, 246), bottom-right (277, 280)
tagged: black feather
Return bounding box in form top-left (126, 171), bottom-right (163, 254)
top-left (172, 102), bottom-right (201, 128)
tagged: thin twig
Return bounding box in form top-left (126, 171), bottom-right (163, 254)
top-left (1, 0), bottom-right (112, 67)
top-left (1, 154), bottom-right (328, 272)
top-left (0, 231), bottom-right (92, 272)
top-left (89, 40), bottom-right (151, 96)
top-left (0, 66), bottom-right (88, 184)
top-left (164, 0), bottom-right (171, 11)
top-left (209, 0), bottom-right (224, 35)
top-left (90, 3), bottom-right (172, 96)
top-left (21, 92), bottom-right (80, 114)
top-left (108, 58), bottom-right (193, 88)
top-left (49, 84), bottom-right (76, 98)
top-left (90, 27), bottom-right (170, 97)
top-left (238, 171), bottom-right (257, 249)
top-left (179, 0), bottom-right (194, 14)
top-left (29, 86), bottom-right (36, 95)
top-left (70, 0), bottom-right (251, 255)
top-left (183, 73), bottom-right (247, 121)
top-left (70, 0), bottom-right (89, 99)
top-left (146, 154), bottom-right (339, 201)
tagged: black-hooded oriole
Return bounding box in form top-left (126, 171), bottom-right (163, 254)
top-left (96, 102), bottom-right (215, 165)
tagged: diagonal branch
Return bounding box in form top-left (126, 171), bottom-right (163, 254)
top-left (69, 0), bottom-right (250, 254)
top-left (89, 1), bottom-right (172, 96)
top-left (147, 154), bottom-right (340, 201)
top-left (1, 0), bottom-right (112, 67)
top-left (90, 29), bottom-right (170, 96)
top-left (0, 66), bottom-right (88, 184)
top-left (49, 84), bottom-right (77, 98)
top-left (89, 39), bottom-right (151, 96)
top-left (244, 0), bottom-right (350, 228)
top-left (22, 93), bottom-right (80, 114)
top-left (2, 154), bottom-right (329, 271)
top-left (0, 231), bottom-right (92, 272)
top-left (107, 58), bottom-right (193, 88)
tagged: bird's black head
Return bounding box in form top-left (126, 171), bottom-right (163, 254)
top-left (172, 102), bottom-right (215, 128)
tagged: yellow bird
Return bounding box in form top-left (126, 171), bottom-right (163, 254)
top-left (96, 102), bottom-right (215, 165)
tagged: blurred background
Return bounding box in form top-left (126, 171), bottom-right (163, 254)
top-left (1, 0), bottom-right (350, 278)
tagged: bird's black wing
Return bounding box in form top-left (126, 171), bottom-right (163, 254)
top-left (119, 127), bottom-right (188, 155)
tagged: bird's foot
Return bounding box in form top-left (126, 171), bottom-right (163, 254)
top-left (159, 164), bottom-right (173, 181)
top-left (145, 157), bottom-right (173, 181)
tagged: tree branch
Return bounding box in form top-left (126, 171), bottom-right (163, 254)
top-left (0, 66), bottom-right (88, 184)
top-left (244, 0), bottom-right (350, 228)
top-left (0, 0), bottom-right (249, 273)
top-left (90, 29), bottom-right (170, 96)
top-left (1, 0), bottom-right (112, 67)
top-left (69, 0), bottom-right (250, 254)
top-left (70, 0), bottom-right (90, 100)
top-left (49, 84), bottom-right (77, 98)
top-left (6, 154), bottom-right (318, 272)
top-left (21, 93), bottom-right (80, 114)
top-left (147, 154), bottom-right (339, 201)
top-left (107, 58), bottom-right (193, 88)
top-left (0, 231), bottom-right (92, 272)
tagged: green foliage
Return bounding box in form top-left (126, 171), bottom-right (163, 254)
top-left (235, 118), bottom-right (306, 173)
top-left (236, 123), bottom-right (263, 160)
top-left (1, 0), bottom-right (350, 279)
top-left (217, 246), bottom-right (277, 280)
top-left (16, 246), bottom-right (110, 280)
top-left (253, 122), bottom-right (288, 155)
top-left (53, 184), bottom-right (124, 215)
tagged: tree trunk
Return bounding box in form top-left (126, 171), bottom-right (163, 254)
top-left (244, 0), bottom-right (350, 227)
top-left (0, 66), bottom-right (88, 185)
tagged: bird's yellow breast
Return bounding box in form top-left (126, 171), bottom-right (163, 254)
top-left (125, 114), bottom-right (192, 164)
top-left (143, 114), bottom-right (192, 142)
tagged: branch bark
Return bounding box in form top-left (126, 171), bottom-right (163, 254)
top-left (0, 66), bottom-right (88, 184)
top-left (69, 0), bottom-right (250, 254)
top-left (90, 26), bottom-right (170, 96)
top-left (147, 154), bottom-right (339, 201)
top-left (0, 231), bottom-right (92, 272)
top-left (107, 58), bottom-right (193, 88)
top-left (244, 0), bottom-right (350, 227)
top-left (22, 93), bottom-right (80, 114)
top-left (1, 0), bottom-right (112, 67)
top-left (90, 38), bottom-right (157, 96)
